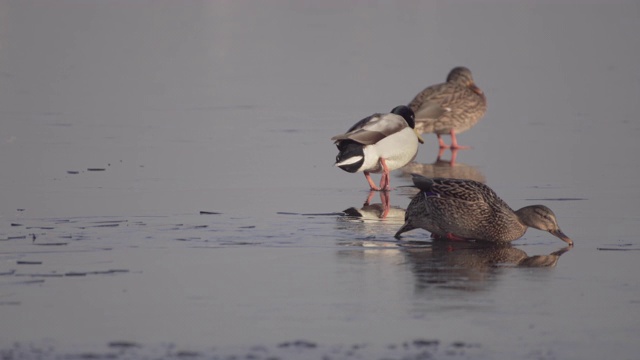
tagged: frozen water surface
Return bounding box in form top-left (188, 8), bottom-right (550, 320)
top-left (1, 1), bottom-right (640, 359)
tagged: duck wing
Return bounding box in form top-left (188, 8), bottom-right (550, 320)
top-left (331, 113), bottom-right (407, 145)
top-left (410, 174), bottom-right (507, 205)
top-left (413, 100), bottom-right (449, 121)
top-left (409, 83), bottom-right (474, 120)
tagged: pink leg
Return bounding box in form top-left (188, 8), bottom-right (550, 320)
top-left (445, 233), bottom-right (467, 241)
top-left (449, 148), bottom-right (458, 166)
top-left (364, 172), bottom-right (381, 191)
top-left (449, 130), bottom-right (470, 150)
top-left (378, 158), bottom-right (391, 191)
top-left (437, 134), bottom-right (448, 149)
top-left (436, 148), bottom-right (458, 166)
top-left (379, 191), bottom-right (390, 219)
top-left (363, 190), bottom-right (375, 206)
top-left (379, 175), bottom-right (388, 191)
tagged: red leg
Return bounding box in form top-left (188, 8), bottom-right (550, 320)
top-left (378, 158), bottom-right (391, 191)
top-left (445, 233), bottom-right (467, 241)
top-left (449, 148), bottom-right (458, 166)
top-left (363, 190), bottom-right (375, 206)
top-left (364, 172), bottom-right (381, 191)
top-left (379, 191), bottom-right (390, 219)
top-left (450, 130), bottom-right (470, 150)
top-left (437, 134), bottom-right (448, 149)
top-left (436, 147), bottom-right (458, 166)
top-left (379, 175), bottom-right (389, 191)
top-left (381, 205), bottom-right (389, 219)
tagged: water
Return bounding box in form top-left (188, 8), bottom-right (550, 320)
top-left (1, 1), bottom-right (640, 359)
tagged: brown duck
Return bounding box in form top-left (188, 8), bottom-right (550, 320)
top-left (395, 174), bottom-right (574, 245)
top-left (408, 66), bottom-right (486, 149)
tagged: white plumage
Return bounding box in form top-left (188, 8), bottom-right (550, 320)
top-left (331, 105), bottom-right (424, 191)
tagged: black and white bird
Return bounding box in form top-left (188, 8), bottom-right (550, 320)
top-left (331, 106), bottom-right (424, 191)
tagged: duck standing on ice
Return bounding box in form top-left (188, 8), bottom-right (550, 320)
top-left (332, 106), bottom-right (424, 191)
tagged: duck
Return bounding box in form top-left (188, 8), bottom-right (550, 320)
top-left (331, 106), bottom-right (424, 191)
top-left (394, 174), bottom-right (574, 245)
top-left (408, 66), bottom-right (486, 149)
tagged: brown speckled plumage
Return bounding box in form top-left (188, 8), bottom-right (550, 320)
top-left (395, 174), bottom-right (573, 245)
top-left (408, 67), bottom-right (486, 148)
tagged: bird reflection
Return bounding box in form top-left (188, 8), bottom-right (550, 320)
top-left (403, 242), bottom-right (572, 294)
top-left (335, 239), bottom-right (571, 298)
top-left (342, 190), bottom-right (404, 221)
top-left (337, 191), bottom-right (406, 240)
top-left (438, 147), bottom-right (459, 166)
top-left (399, 149), bottom-right (485, 183)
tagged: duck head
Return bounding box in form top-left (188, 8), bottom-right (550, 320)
top-left (515, 205), bottom-right (573, 245)
top-left (447, 66), bottom-right (484, 96)
top-left (390, 105), bottom-right (424, 144)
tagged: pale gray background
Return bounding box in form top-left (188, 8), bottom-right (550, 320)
top-left (1, 1), bottom-right (639, 359)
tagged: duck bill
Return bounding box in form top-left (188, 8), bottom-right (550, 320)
top-left (394, 222), bottom-right (415, 239)
top-left (551, 229), bottom-right (573, 246)
top-left (414, 129), bottom-right (425, 144)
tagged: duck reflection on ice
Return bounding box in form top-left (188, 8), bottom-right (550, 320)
top-left (342, 190), bottom-right (404, 221)
top-left (335, 240), bottom-right (571, 296)
top-left (399, 149), bottom-right (485, 183)
top-left (337, 191), bottom-right (405, 239)
top-left (403, 242), bottom-right (572, 293)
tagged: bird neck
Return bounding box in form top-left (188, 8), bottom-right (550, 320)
top-left (514, 207), bottom-right (538, 230)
